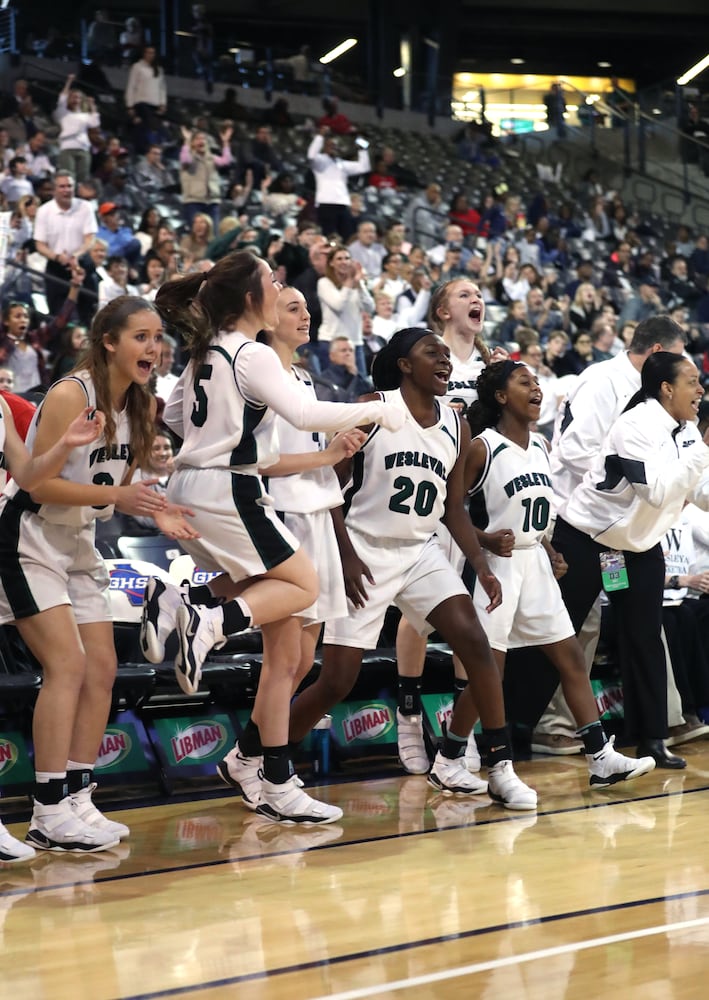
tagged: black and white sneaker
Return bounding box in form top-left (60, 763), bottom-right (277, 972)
top-left (140, 577), bottom-right (186, 663)
top-left (587, 736), bottom-right (656, 788)
top-left (26, 798), bottom-right (119, 853)
top-left (174, 603), bottom-right (226, 695)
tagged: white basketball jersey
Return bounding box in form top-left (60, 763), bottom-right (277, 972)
top-left (342, 389), bottom-right (461, 541)
top-left (444, 348), bottom-right (485, 413)
top-left (3, 370), bottom-right (131, 526)
top-left (469, 428), bottom-right (553, 546)
top-left (171, 333), bottom-right (280, 472)
top-left (264, 365), bottom-right (343, 514)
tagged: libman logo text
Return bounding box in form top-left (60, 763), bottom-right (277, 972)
top-left (96, 729), bottom-right (132, 768)
top-left (342, 704), bottom-right (394, 744)
top-left (171, 721), bottom-right (228, 763)
top-left (0, 737), bottom-right (18, 775)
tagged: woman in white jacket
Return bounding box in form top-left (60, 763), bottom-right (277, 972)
top-left (125, 46), bottom-right (167, 154)
top-left (316, 244), bottom-right (373, 376)
top-left (553, 351), bottom-right (709, 768)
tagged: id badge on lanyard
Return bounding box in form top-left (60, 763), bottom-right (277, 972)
top-left (600, 550), bottom-right (629, 592)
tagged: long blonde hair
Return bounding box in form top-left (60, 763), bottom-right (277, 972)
top-left (428, 278), bottom-right (491, 363)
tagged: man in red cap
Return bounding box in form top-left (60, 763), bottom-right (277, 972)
top-left (96, 202), bottom-right (142, 265)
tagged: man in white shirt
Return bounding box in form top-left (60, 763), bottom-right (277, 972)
top-left (34, 170), bottom-right (98, 315)
top-left (307, 128), bottom-right (369, 240)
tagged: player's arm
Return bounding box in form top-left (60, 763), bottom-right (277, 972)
top-left (442, 418), bottom-right (502, 610)
top-left (1, 396), bottom-right (103, 492)
top-left (463, 435), bottom-right (515, 557)
top-left (259, 429), bottom-right (366, 476)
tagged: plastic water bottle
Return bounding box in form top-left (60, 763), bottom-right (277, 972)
top-left (311, 715), bottom-right (332, 776)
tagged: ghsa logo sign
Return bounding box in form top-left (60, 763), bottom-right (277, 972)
top-left (342, 704), bottom-right (394, 744)
top-left (109, 563), bottom-right (150, 606)
top-left (170, 721), bottom-right (228, 763)
top-left (96, 729), bottom-right (132, 769)
top-left (0, 737), bottom-right (18, 775)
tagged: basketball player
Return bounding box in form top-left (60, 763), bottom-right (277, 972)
top-left (395, 279), bottom-right (507, 775)
top-left (287, 326), bottom-right (538, 812)
top-left (463, 359), bottom-right (656, 786)
top-left (217, 285), bottom-right (366, 810)
top-left (143, 251), bottom-right (406, 824)
top-left (0, 296), bottom-right (197, 856)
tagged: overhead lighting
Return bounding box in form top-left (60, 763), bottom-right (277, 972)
top-left (423, 37), bottom-right (440, 50)
top-left (597, 61), bottom-right (612, 68)
top-left (677, 53), bottom-right (709, 86)
top-left (652, 107), bottom-right (662, 114)
top-left (319, 38), bottom-right (358, 65)
top-left (393, 67), bottom-right (406, 78)
top-left (510, 58), bottom-right (525, 65)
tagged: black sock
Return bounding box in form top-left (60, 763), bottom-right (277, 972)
top-left (222, 600), bottom-right (251, 635)
top-left (397, 676), bottom-right (422, 716)
top-left (189, 584), bottom-right (224, 607)
top-left (452, 679), bottom-right (468, 706)
top-left (441, 728), bottom-right (467, 760)
top-left (67, 768), bottom-right (93, 794)
top-left (34, 778), bottom-right (68, 805)
top-left (480, 725), bottom-right (512, 767)
top-left (239, 718), bottom-right (263, 757)
top-left (577, 720), bottom-right (607, 755)
top-left (262, 745), bottom-right (295, 784)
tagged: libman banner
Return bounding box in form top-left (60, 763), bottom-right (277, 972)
top-left (151, 713), bottom-right (236, 772)
top-left (0, 731), bottom-right (34, 786)
top-left (421, 693), bottom-right (454, 739)
top-left (94, 721), bottom-right (152, 774)
top-left (330, 699), bottom-right (397, 748)
top-left (591, 678), bottom-right (624, 719)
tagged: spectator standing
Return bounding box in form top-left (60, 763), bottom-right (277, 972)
top-left (179, 124), bottom-right (234, 228)
top-left (307, 129), bottom-right (370, 240)
top-left (53, 75), bottom-right (100, 183)
top-left (34, 171), bottom-right (98, 316)
top-left (317, 244), bottom-right (374, 375)
top-left (125, 46), bottom-right (167, 155)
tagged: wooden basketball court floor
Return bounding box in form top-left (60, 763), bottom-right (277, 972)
top-left (2, 742), bottom-right (709, 1000)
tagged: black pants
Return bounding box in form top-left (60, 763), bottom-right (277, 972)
top-left (316, 203), bottom-right (351, 241)
top-left (552, 517), bottom-right (667, 741)
top-left (44, 259), bottom-right (72, 317)
top-left (662, 601), bottom-right (709, 713)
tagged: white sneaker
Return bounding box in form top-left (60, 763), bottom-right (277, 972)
top-left (25, 797), bottom-right (120, 853)
top-left (69, 783), bottom-right (130, 840)
top-left (174, 603), bottom-right (226, 695)
top-left (216, 745), bottom-right (263, 810)
top-left (464, 731), bottom-right (481, 772)
top-left (427, 751), bottom-right (489, 795)
top-left (0, 820), bottom-right (36, 863)
top-left (587, 735), bottom-right (656, 788)
top-left (487, 760), bottom-right (538, 811)
top-left (140, 577), bottom-right (186, 663)
top-left (396, 710), bottom-right (429, 774)
top-left (256, 776), bottom-right (343, 825)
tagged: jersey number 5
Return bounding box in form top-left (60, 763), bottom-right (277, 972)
top-left (191, 364), bottom-right (213, 427)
